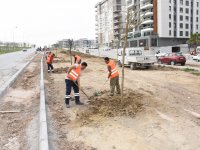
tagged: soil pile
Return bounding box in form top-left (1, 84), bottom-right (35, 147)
top-left (54, 67), bottom-right (69, 74)
top-left (84, 90), bottom-right (144, 118)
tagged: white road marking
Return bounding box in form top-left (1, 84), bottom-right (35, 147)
top-left (155, 110), bottom-right (174, 121)
top-left (183, 109), bottom-right (200, 119)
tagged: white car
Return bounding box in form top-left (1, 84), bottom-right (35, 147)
top-left (192, 54), bottom-right (200, 62)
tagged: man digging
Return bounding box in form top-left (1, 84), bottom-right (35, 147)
top-left (104, 57), bottom-right (121, 96)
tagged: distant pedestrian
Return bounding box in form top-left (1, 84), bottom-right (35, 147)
top-left (65, 62), bottom-right (88, 108)
top-left (46, 52), bottom-right (54, 73)
top-left (104, 57), bottom-right (120, 96)
top-left (73, 54), bottom-right (82, 64)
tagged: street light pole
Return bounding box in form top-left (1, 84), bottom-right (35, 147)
top-left (13, 26), bottom-right (18, 51)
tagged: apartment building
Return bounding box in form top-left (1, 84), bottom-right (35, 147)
top-left (74, 38), bottom-right (97, 49)
top-left (95, 0), bottom-right (127, 48)
top-left (126, 0), bottom-right (200, 50)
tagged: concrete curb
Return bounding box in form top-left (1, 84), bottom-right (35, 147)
top-left (39, 56), bottom-right (49, 150)
top-left (0, 54), bottom-right (37, 98)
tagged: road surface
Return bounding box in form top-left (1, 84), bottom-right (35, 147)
top-left (0, 48), bottom-right (35, 88)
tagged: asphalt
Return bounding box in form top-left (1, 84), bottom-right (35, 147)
top-left (0, 48), bottom-right (36, 88)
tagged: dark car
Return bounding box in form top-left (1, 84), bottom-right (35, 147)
top-left (158, 53), bottom-right (186, 66)
top-left (22, 49), bottom-right (27, 52)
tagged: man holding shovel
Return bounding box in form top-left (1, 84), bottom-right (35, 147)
top-left (65, 62), bottom-right (88, 108)
top-left (104, 57), bottom-right (121, 96)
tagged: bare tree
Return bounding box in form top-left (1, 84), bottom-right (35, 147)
top-left (121, 6), bottom-right (145, 102)
top-left (68, 39), bottom-right (74, 65)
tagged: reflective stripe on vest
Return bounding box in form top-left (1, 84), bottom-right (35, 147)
top-left (107, 60), bottom-right (119, 79)
top-left (68, 65), bottom-right (81, 81)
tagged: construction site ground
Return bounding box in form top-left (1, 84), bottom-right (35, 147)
top-left (46, 50), bottom-right (200, 150)
top-left (0, 54), bottom-right (41, 150)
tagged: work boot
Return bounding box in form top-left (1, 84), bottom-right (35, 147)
top-left (52, 70), bottom-right (55, 73)
top-left (66, 104), bottom-right (70, 108)
top-left (76, 102), bottom-right (84, 105)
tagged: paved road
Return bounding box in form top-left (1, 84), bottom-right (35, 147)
top-left (0, 48), bottom-right (35, 88)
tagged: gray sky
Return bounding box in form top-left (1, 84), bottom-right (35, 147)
top-left (0, 0), bottom-right (99, 46)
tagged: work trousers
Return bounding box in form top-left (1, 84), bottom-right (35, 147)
top-left (110, 76), bottom-right (121, 96)
top-left (47, 63), bottom-right (54, 72)
top-left (65, 79), bottom-right (80, 105)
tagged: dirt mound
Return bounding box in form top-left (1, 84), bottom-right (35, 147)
top-left (82, 90), bottom-right (144, 119)
top-left (54, 67), bottom-right (69, 74)
top-left (151, 65), bottom-right (179, 71)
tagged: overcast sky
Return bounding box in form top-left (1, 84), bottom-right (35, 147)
top-left (0, 0), bottom-right (100, 46)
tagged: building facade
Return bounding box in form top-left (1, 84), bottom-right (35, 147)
top-left (95, 0), bottom-right (127, 48)
top-left (74, 38), bottom-right (97, 49)
top-left (126, 0), bottom-right (200, 50)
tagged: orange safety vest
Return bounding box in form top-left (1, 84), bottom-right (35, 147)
top-left (68, 65), bottom-right (81, 81)
top-left (47, 54), bottom-right (53, 64)
top-left (107, 60), bottom-right (119, 79)
top-left (75, 55), bottom-right (81, 62)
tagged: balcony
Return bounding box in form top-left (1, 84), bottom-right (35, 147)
top-left (114, 13), bottom-right (122, 19)
top-left (141, 27), bottom-right (154, 33)
top-left (140, 9), bottom-right (153, 17)
top-left (141, 17), bottom-right (153, 25)
top-left (114, 31), bottom-right (120, 36)
top-left (113, 6), bottom-right (122, 13)
top-left (140, 1), bottom-right (153, 10)
top-left (114, 25), bottom-right (120, 30)
top-left (114, 20), bottom-right (121, 25)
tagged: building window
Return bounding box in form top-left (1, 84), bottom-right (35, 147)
top-left (180, 31), bottom-right (183, 36)
top-left (169, 22), bottom-right (171, 28)
top-left (185, 16), bottom-right (189, 21)
top-left (197, 10), bottom-right (199, 15)
top-left (180, 23), bottom-right (183, 28)
top-left (197, 2), bottom-right (199, 7)
top-left (197, 25), bottom-right (199, 30)
top-left (169, 30), bottom-right (171, 36)
top-left (186, 31), bottom-right (189, 36)
top-left (186, 1), bottom-right (189, 6)
top-left (186, 8), bottom-right (189, 14)
top-left (180, 0), bottom-right (183, 5)
top-left (180, 8), bottom-right (183, 13)
top-left (180, 15), bottom-right (183, 21)
top-left (169, 14), bottom-right (171, 19)
top-left (169, 0), bottom-right (171, 3)
top-left (197, 17), bottom-right (199, 22)
top-left (169, 6), bottom-right (171, 12)
top-left (186, 24), bottom-right (189, 29)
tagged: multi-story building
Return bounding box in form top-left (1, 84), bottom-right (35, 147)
top-left (126, 0), bottom-right (200, 51)
top-left (95, 0), bottom-right (127, 48)
top-left (74, 38), bottom-right (98, 49)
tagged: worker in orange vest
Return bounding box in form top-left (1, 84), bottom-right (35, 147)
top-left (104, 57), bottom-right (120, 96)
top-left (73, 54), bottom-right (82, 64)
top-left (46, 52), bottom-right (54, 73)
top-left (65, 62), bottom-right (88, 108)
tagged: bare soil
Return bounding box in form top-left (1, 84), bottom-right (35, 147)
top-left (46, 50), bottom-right (200, 150)
top-left (0, 55), bottom-right (41, 150)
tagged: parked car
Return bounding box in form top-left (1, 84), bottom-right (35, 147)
top-left (22, 49), bottom-right (27, 52)
top-left (158, 53), bottom-right (186, 66)
top-left (192, 54), bottom-right (200, 62)
top-left (118, 48), bottom-right (156, 69)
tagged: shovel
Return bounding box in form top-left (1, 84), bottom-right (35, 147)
top-left (73, 81), bottom-right (90, 100)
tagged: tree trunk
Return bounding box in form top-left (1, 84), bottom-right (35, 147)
top-left (121, 12), bottom-right (130, 102)
top-left (70, 47), bottom-right (72, 65)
